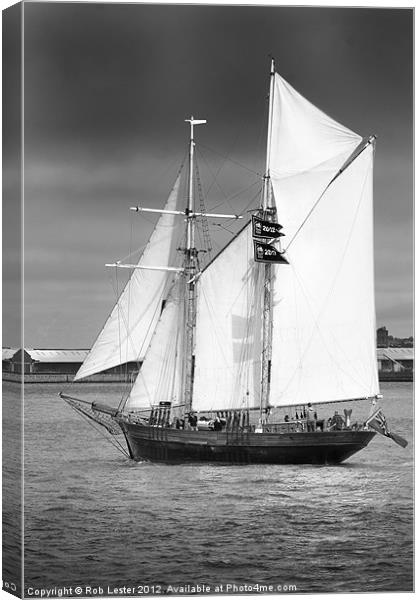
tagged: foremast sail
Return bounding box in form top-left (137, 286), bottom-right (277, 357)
top-left (124, 118), bottom-right (244, 414)
top-left (124, 277), bottom-right (185, 411)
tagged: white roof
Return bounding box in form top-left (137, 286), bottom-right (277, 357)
top-left (2, 348), bottom-right (19, 360)
top-left (26, 349), bottom-right (89, 363)
top-left (377, 347), bottom-right (414, 361)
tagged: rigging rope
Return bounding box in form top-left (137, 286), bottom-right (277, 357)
top-left (64, 398), bottom-right (129, 458)
top-left (194, 160), bottom-right (213, 259)
top-left (283, 141), bottom-right (374, 253)
top-left (197, 142), bottom-right (262, 177)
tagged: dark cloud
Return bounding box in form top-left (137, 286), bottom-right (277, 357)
top-left (4, 3), bottom-right (412, 345)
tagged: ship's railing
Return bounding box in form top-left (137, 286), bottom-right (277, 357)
top-left (261, 420), bottom-right (326, 433)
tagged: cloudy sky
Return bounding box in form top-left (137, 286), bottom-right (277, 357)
top-left (3, 3), bottom-right (413, 347)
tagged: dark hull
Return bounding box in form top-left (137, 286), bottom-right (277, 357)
top-left (118, 421), bottom-right (376, 465)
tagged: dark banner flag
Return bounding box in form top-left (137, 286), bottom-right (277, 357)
top-left (366, 408), bottom-right (408, 448)
top-left (254, 241), bottom-right (289, 264)
top-left (252, 215), bottom-right (284, 239)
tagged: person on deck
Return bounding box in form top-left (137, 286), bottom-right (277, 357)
top-left (213, 417), bottom-right (223, 431)
top-left (306, 403), bottom-right (316, 432)
top-left (188, 412), bottom-right (198, 431)
top-left (330, 411), bottom-right (344, 430)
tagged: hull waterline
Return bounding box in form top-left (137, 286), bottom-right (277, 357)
top-left (118, 421), bottom-right (376, 465)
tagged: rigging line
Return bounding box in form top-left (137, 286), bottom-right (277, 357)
top-left (108, 243), bottom-right (183, 369)
top-left (108, 270), bottom-right (138, 360)
top-left (117, 221), bottom-right (185, 265)
top-left (197, 142), bottom-right (263, 177)
top-left (66, 401), bottom-right (129, 458)
top-left (198, 254), bottom-right (256, 385)
top-left (195, 146), bottom-right (236, 215)
top-left (134, 280), bottom-right (173, 362)
top-left (237, 264), bottom-right (261, 406)
top-left (194, 157), bottom-right (260, 230)
top-left (195, 144), bottom-right (230, 201)
top-left (330, 328), bottom-right (376, 393)
top-left (115, 160), bottom-right (188, 261)
top-left (284, 141), bottom-right (374, 253)
top-left (194, 160), bottom-right (213, 256)
top-left (163, 313), bottom-right (180, 403)
top-left (195, 147), bottom-right (261, 220)
top-left (148, 298), bottom-right (178, 405)
top-left (245, 231), bottom-right (251, 394)
top-left (200, 287), bottom-right (231, 370)
top-left (125, 274), bottom-right (182, 404)
top-left (208, 179), bottom-right (262, 212)
top-left (278, 162), bottom-right (372, 396)
top-left (169, 293), bottom-right (183, 405)
top-left (240, 188), bottom-right (265, 216)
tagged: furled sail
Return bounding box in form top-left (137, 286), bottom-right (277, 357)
top-left (125, 279), bottom-right (184, 410)
top-left (268, 74), bottom-right (379, 406)
top-left (192, 224), bottom-right (263, 412)
top-left (74, 175), bottom-right (182, 381)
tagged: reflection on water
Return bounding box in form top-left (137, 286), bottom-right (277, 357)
top-left (3, 381), bottom-right (413, 594)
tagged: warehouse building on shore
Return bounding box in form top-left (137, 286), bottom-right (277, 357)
top-left (2, 346), bottom-right (413, 384)
top-left (376, 347), bottom-right (414, 382)
top-left (2, 348), bottom-right (141, 383)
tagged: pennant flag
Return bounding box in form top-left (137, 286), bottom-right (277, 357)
top-left (252, 215), bottom-right (284, 239)
top-left (366, 408), bottom-right (408, 448)
top-left (254, 241), bottom-right (289, 264)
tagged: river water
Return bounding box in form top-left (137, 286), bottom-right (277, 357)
top-left (3, 381), bottom-right (414, 595)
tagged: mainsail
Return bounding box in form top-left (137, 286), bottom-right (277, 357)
top-left (192, 73), bottom-right (379, 411)
top-left (268, 74), bottom-right (379, 406)
top-left (74, 175), bottom-right (182, 380)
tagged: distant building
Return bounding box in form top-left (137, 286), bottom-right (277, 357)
top-left (2, 348), bottom-right (19, 373)
top-left (377, 327), bottom-right (414, 349)
top-left (2, 348), bottom-right (141, 382)
top-left (388, 335), bottom-right (414, 348)
top-left (377, 326), bottom-right (389, 348)
top-left (377, 347), bottom-right (413, 381)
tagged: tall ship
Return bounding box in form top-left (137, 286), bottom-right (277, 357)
top-left (61, 60), bottom-right (406, 464)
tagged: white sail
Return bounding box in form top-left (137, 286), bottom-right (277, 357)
top-left (192, 224), bottom-right (263, 412)
top-left (125, 280), bottom-right (184, 410)
top-left (268, 74), bottom-right (379, 406)
top-left (74, 175), bottom-right (182, 381)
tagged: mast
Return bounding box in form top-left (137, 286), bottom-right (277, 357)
top-left (260, 57), bottom-right (276, 418)
top-left (125, 117), bottom-right (241, 416)
top-left (183, 117), bottom-right (206, 415)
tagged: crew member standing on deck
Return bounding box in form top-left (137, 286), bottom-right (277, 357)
top-left (306, 403), bottom-right (316, 432)
top-left (188, 412), bottom-right (198, 431)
